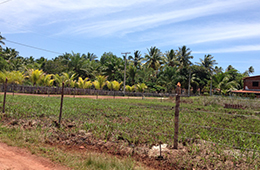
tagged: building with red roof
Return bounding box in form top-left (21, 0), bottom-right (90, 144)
top-left (232, 75), bottom-right (260, 97)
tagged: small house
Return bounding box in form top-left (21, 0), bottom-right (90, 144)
top-left (232, 75), bottom-right (260, 98)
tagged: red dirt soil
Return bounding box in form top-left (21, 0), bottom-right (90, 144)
top-left (0, 142), bottom-right (70, 170)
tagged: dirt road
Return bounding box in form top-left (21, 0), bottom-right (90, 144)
top-left (0, 142), bottom-right (69, 170)
top-left (0, 92), bottom-right (164, 100)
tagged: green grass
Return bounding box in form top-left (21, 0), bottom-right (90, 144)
top-left (1, 94), bottom-right (260, 169)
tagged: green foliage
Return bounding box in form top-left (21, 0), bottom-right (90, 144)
top-left (0, 38), bottom-right (252, 94)
top-left (77, 77), bottom-right (92, 89)
top-left (39, 74), bottom-right (54, 87)
top-left (135, 83), bottom-right (147, 93)
top-left (93, 75), bottom-right (107, 90)
top-left (0, 71), bottom-right (24, 84)
top-left (125, 85), bottom-right (134, 92)
top-left (28, 69), bottom-right (44, 86)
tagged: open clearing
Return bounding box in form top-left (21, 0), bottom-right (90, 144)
top-left (0, 142), bottom-right (69, 170)
top-left (0, 93), bottom-right (259, 169)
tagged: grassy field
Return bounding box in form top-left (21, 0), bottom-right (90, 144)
top-left (0, 94), bottom-right (260, 169)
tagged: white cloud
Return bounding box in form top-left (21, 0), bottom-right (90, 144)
top-left (0, 0), bottom-right (258, 35)
top-left (148, 22), bottom-right (260, 47)
top-left (63, 0), bottom-right (258, 36)
top-left (193, 45), bottom-right (260, 54)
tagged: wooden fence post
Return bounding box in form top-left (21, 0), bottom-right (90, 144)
top-left (59, 82), bottom-right (64, 126)
top-left (2, 78), bottom-right (8, 113)
top-left (174, 82), bottom-right (181, 149)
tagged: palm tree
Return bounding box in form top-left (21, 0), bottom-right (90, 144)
top-left (143, 46), bottom-right (163, 71)
top-left (125, 85), bottom-right (135, 98)
top-left (3, 71), bottom-right (24, 85)
top-left (157, 66), bottom-right (181, 93)
top-left (197, 54), bottom-right (217, 72)
top-left (62, 72), bottom-right (76, 87)
top-left (163, 49), bottom-right (179, 67)
top-left (39, 74), bottom-right (54, 87)
top-left (77, 77), bottom-right (92, 89)
top-left (197, 54), bottom-right (217, 95)
top-left (177, 46), bottom-right (193, 68)
top-left (129, 50), bottom-right (143, 68)
top-left (111, 80), bottom-right (122, 91)
top-left (28, 69), bottom-right (44, 86)
top-left (107, 80), bottom-right (122, 98)
top-left (83, 52), bottom-right (98, 61)
top-left (39, 74), bottom-right (54, 95)
top-left (212, 73), bottom-right (239, 95)
top-left (82, 60), bottom-right (105, 79)
top-left (248, 66), bottom-right (254, 75)
top-left (67, 52), bottom-right (87, 77)
top-left (93, 75), bottom-right (107, 99)
top-left (0, 32), bottom-right (5, 48)
top-left (93, 75), bottom-right (107, 90)
top-left (135, 83), bottom-right (147, 99)
top-left (103, 56), bottom-right (124, 81)
top-left (1, 71), bottom-right (24, 95)
top-left (128, 64), bottom-right (137, 85)
top-left (54, 74), bottom-right (65, 87)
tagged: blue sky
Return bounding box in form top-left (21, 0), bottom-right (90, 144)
top-left (1, 0), bottom-right (260, 75)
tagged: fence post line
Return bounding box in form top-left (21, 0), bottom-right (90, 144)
top-left (2, 78), bottom-right (8, 113)
top-left (59, 82), bottom-right (64, 126)
top-left (174, 82), bottom-right (181, 149)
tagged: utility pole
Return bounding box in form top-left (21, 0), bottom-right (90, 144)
top-left (121, 52), bottom-right (131, 95)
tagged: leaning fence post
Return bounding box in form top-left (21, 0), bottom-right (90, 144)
top-left (59, 82), bottom-right (64, 126)
top-left (2, 78), bottom-right (8, 113)
top-left (174, 82), bottom-right (181, 149)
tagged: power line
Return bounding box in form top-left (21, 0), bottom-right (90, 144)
top-left (0, 0), bottom-right (12, 4)
top-left (5, 39), bottom-right (63, 55)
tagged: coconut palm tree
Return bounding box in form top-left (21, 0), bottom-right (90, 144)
top-left (197, 54), bottom-right (217, 95)
top-left (135, 83), bottom-right (147, 99)
top-left (197, 54), bottom-right (217, 72)
top-left (163, 49), bottom-right (179, 67)
top-left (106, 80), bottom-right (113, 91)
top-left (157, 66), bottom-right (181, 93)
top-left (28, 69), bottom-right (44, 86)
top-left (93, 75), bottom-right (107, 99)
top-left (83, 52), bottom-right (98, 61)
top-left (54, 74), bottom-right (65, 87)
top-left (77, 77), bottom-right (92, 89)
top-left (39, 74), bottom-right (54, 87)
top-left (111, 80), bottom-right (122, 91)
top-left (128, 50), bottom-right (143, 68)
top-left (62, 72), bottom-right (76, 87)
top-left (177, 46), bottom-right (193, 68)
top-left (93, 75), bottom-right (107, 90)
top-left (67, 52), bottom-right (87, 77)
top-left (212, 73), bottom-right (239, 95)
top-left (143, 46), bottom-right (163, 71)
top-left (248, 66), bottom-right (254, 75)
top-left (0, 32), bottom-right (5, 48)
top-left (128, 64), bottom-right (137, 85)
top-left (125, 85), bottom-right (135, 98)
top-left (107, 80), bottom-right (122, 98)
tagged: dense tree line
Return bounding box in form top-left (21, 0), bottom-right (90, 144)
top-left (0, 33), bottom-right (254, 94)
